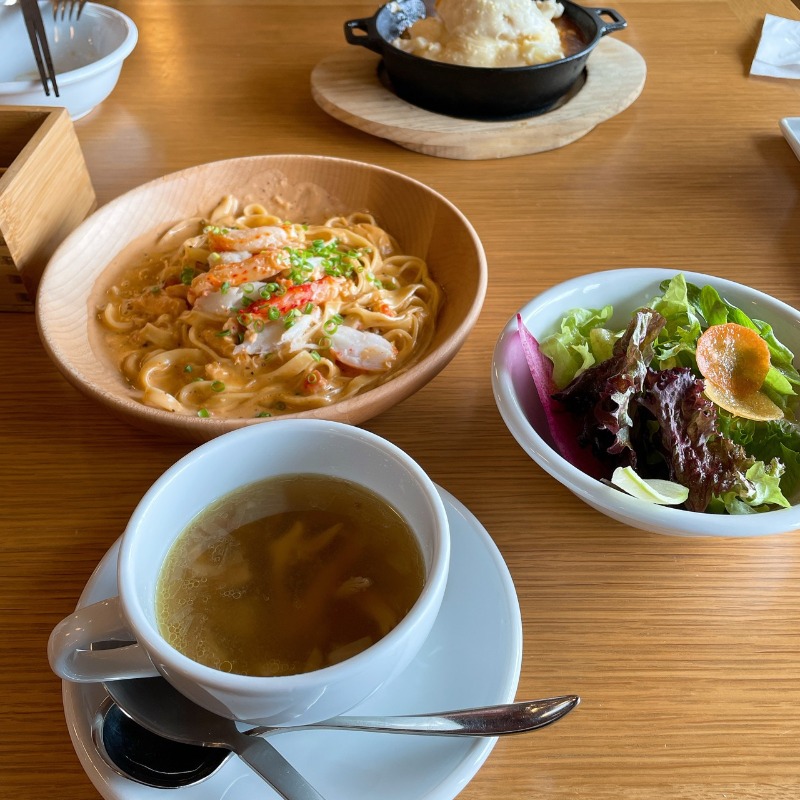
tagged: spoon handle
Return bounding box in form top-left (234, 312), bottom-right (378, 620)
top-left (247, 695), bottom-right (579, 738)
top-left (234, 734), bottom-right (327, 800)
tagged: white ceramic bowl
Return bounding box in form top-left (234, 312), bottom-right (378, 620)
top-left (492, 268), bottom-right (800, 537)
top-left (49, 419), bottom-right (451, 725)
top-left (0, 1), bottom-right (138, 119)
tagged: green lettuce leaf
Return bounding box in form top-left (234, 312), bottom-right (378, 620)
top-left (680, 281), bottom-right (800, 409)
top-left (645, 274), bottom-right (704, 367)
top-left (714, 459), bottom-right (791, 514)
top-left (538, 305), bottom-right (613, 389)
top-left (717, 415), bottom-right (800, 501)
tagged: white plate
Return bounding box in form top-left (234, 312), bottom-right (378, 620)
top-left (62, 486), bottom-right (522, 800)
top-left (781, 117), bottom-right (800, 162)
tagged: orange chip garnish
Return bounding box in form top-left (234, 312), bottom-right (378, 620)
top-left (703, 379), bottom-right (784, 422)
top-left (696, 323), bottom-right (771, 397)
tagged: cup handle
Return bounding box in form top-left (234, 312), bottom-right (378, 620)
top-left (48, 596), bottom-right (160, 682)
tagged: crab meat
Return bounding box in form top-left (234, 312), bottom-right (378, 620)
top-left (234, 309), bottom-right (320, 356)
top-left (189, 251), bottom-right (289, 302)
top-left (245, 277), bottom-right (345, 318)
top-left (207, 225), bottom-right (292, 253)
top-left (213, 251), bottom-right (252, 265)
top-left (329, 326), bottom-right (397, 371)
top-left (192, 281), bottom-right (269, 316)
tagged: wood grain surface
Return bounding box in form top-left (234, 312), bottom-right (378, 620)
top-left (2, 1), bottom-right (800, 799)
top-left (0, 106), bottom-right (96, 309)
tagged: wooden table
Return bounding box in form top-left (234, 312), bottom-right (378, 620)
top-left (3, 1), bottom-right (800, 797)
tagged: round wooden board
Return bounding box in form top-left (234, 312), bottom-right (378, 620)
top-left (311, 38), bottom-right (646, 160)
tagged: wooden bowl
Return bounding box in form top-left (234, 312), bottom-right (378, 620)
top-left (36, 155), bottom-right (487, 441)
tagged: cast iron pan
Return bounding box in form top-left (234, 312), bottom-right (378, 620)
top-left (344, 0), bottom-right (627, 120)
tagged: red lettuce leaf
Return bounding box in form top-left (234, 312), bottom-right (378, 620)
top-left (516, 316), bottom-right (606, 479)
top-left (635, 368), bottom-right (751, 512)
top-left (552, 309), bottom-right (666, 467)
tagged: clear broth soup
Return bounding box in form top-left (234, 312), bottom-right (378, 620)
top-left (156, 474), bottom-right (424, 677)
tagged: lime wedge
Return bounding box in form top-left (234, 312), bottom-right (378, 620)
top-left (610, 466), bottom-right (689, 506)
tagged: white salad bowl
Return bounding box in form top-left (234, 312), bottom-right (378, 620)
top-left (0, 2), bottom-right (138, 120)
top-left (492, 268), bottom-right (800, 537)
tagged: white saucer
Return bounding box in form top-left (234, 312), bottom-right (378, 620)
top-left (62, 486), bottom-right (523, 800)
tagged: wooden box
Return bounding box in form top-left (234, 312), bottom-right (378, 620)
top-left (0, 106), bottom-right (96, 311)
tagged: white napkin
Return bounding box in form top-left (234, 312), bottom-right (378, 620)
top-left (751, 14), bottom-right (800, 78)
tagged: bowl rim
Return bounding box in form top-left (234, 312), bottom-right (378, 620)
top-left (0, 2), bottom-right (138, 92)
top-left (491, 267), bottom-right (800, 537)
top-left (36, 153), bottom-right (488, 438)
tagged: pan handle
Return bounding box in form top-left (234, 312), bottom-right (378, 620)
top-left (344, 16), bottom-right (384, 56)
top-left (586, 7), bottom-right (628, 37)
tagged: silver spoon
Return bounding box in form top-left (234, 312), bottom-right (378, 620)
top-left (104, 677), bottom-right (326, 800)
top-left (94, 685), bottom-right (579, 791)
top-left (108, 676), bottom-right (579, 740)
top-left (104, 677), bottom-right (579, 792)
top-left (245, 694), bottom-right (580, 737)
top-left (92, 694), bottom-right (232, 788)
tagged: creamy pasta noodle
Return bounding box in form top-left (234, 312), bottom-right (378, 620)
top-left (98, 197), bottom-right (442, 419)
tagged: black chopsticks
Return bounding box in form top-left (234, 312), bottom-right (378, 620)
top-left (20, 0), bottom-right (60, 97)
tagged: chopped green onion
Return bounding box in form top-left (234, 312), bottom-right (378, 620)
top-left (197, 408), bottom-right (210, 418)
top-left (268, 307), bottom-right (281, 321)
top-left (255, 411), bottom-right (272, 418)
top-left (242, 283), bottom-right (254, 294)
top-left (180, 267), bottom-right (196, 285)
top-left (310, 350), bottom-right (322, 362)
top-left (303, 302), bottom-right (314, 314)
top-left (211, 381), bottom-right (225, 393)
top-left (318, 336), bottom-right (332, 348)
top-left (215, 329), bottom-right (232, 337)
top-left (221, 281), bottom-right (230, 295)
top-left (183, 365), bottom-right (193, 373)
top-left (259, 286), bottom-right (272, 299)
